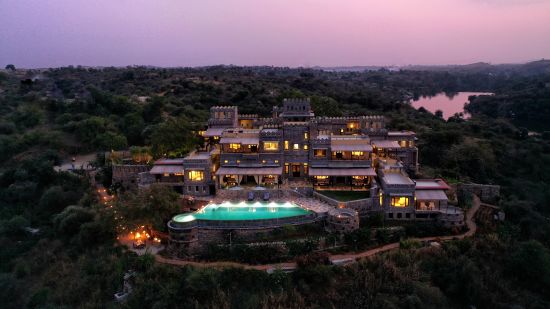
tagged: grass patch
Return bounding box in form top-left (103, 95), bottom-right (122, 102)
top-left (318, 190), bottom-right (370, 201)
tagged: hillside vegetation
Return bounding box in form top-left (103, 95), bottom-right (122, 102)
top-left (1, 64), bottom-right (550, 308)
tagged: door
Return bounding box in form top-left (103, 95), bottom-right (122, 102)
top-left (292, 164), bottom-right (301, 177)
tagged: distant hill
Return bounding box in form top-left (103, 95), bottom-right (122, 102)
top-left (402, 59), bottom-right (550, 75)
top-left (316, 60), bottom-right (550, 75)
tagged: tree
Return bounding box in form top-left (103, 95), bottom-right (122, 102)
top-left (112, 185), bottom-right (181, 232)
top-left (149, 117), bottom-right (198, 158)
top-left (5, 64), bottom-right (15, 71)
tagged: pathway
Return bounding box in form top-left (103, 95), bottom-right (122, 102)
top-left (155, 196), bottom-right (481, 272)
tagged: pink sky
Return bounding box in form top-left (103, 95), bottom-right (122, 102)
top-left (1, 0), bottom-right (549, 68)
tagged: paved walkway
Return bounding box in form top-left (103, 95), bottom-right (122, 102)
top-left (155, 196), bottom-right (481, 272)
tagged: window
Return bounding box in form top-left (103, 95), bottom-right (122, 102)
top-left (293, 143), bottom-right (300, 150)
top-left (351, 151), bottom-right (363, 156)
top-left (263, 141), bottom-right (279, 151)
top-left (314, 149), bottom-right (326, 157)
top-left (304, 144), bottom-right (309, 150)
top-left (224, 160), bottom-right (228, 164)
top-left (304, 132), bottom-right (309, 140)
top-left (388, 213), bottom-right (394, 219)
top-left (262, 160), bottom-right (266, 164)
top-left (236, 160), bottom-right (240, 164)
top-left (303, 163), bottom-right (308, 175)
top-left (188, 170), bottom-right (204, 181)
top-left (229, 143), bottom-right (241, 150)
top-left (406, 213), bottom-right (411, 219)
top-left (379, 192), bottom-right (383, 206)
top-left (274, 160), bottom-right (279, 164)
top-left (284, 140), bottom-right (289, 150)
top-left (248, 144), bottom-right (258, 152)
top-left (315, 176), bottom-right (329, 179)
top-left (284, 163), bottom-right (289, 174)
top-left (391, 197), bottom-right (409, 208)
top-left (397, 213), bottom-right (402, 219)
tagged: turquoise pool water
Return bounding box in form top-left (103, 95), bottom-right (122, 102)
top-left (172, 201), bottom-right (310, 222)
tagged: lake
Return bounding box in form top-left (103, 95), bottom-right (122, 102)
top-left (411, 92), bottom-right (493, 120)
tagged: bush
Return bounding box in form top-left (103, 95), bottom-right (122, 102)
top-left (1, 215), bottom-right (29, 237)
top-left (399, 238), bottom-right (423, 249)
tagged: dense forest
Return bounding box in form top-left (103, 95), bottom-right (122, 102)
top-left (1, 63), bottom-right (550, 308)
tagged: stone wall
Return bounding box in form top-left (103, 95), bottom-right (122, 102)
top-left (112, 164), bottom-right (150, 190)
top-left (457, 183), bottom-right (500, 203)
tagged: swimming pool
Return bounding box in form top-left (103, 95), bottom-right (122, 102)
top-left (172, 201), bottom-right (311, 223)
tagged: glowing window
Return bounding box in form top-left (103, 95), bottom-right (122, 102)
top-left (304, 132), bottom-right (309, 140)
top-left (284, 163), bottom-right (289, 174)
top-left (284, 141), bottom-right (289, 150)
top-left (351, 151), bottom-right (363, 156)
top-left (314, 149), bottom-right (327, 157)
top-left (391, 197), bottom-right (409, 208)
top-left (224, 160), bottom-right (228, 164)
top-left (262, 160), bottom-right (266, 164)
top-left (229, 143), bottom-right (241, 150)
top-left (315, 176), bottom-right (329, 179)
top-left (304, 144), bottom-right (309, 150)
top-left (293, 143), bottom-right (300, 150)
top-left (263, 141), bottom-right (279, 151)
top-left (188, 170), bottom-right (204, 181)
top-left (274, 160), bottom-right (279, 164)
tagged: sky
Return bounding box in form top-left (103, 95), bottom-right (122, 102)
top-left (1, 0), bottom-right (550, 68)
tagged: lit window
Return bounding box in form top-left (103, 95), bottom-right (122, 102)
top-left (304, 144), bottom-right (309, 150)
top-left (236, 160), bottom-right (240, 164)
top-left (340, 128), bottom-right (344, 133)
top-left (263, 141), bottom-right (279, 151)
top-left (188, 170), bottom-right (204, 181)
top-left (229, 143), bottom-right (241, 150)
top-left (163, 173), bottom-right (169, 177)
top-left (379, 192), bottom-right (383, 206)
top-left (304, 132), bottom-right (309, 140)
top-left (224, 160), bottom-right (228, 164)
top-left (284, 141), bottom-right (289, 150)
top-left (274, 160), bottom-right (279, 164)
top-left (293, 143), bottom-right (300, 150)
top-left (262, 160), bottom-right (266, 164)
top-left (351, 151), bottom-right (363, 156)
top-left (303, 163), bottom-right (308, 174)
top-left (315, 176), bottom-right (329, 179)
top-left (314, 149), bottom-right (327, 157)
top-left (284, 163), bottom-right (289, 174)
top-left (391, 197), bottom-right (409, 208)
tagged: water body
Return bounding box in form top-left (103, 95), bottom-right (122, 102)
top-left (411, 92), bottom-right (493, 120)
top-left (172, 201), bottom-right (311, 222)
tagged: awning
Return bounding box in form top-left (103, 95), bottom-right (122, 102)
top-left (216, 166), bottom-right (283, 175)
top-left (204, 127), bottom-right (226, 137)
top-left (415, 190), bottom-right (448, 201)
top-left (331, 144), bottom-right (373, 152)
top-left (309, 167), bottom-right (376, 176)
top-left (150, 165), bottom-right (184, 175)
top-left (372, 140), bottom-right (401, 149)
top-left (219, 137), bottom-right (260, 145)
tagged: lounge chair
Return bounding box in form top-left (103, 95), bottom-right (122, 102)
top-left (263, 192), bottom-right (270, 201)
top-left (247, 191), bottom-right (254, 201)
